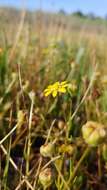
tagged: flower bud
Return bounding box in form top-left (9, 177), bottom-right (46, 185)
top-left (40, 142), bottom-right (55, 158)
top-left (29, 91), bottom-right (35, 102)
top-left (3, 102), bottom-right (11, 112)
top-left (68, 82), bottom-right (77, 92)
top-left (22, 80), bottom-right (29, 92)
top-left (11, 72), bottom-right (17, 81)
top-left (17, 110), bottom-right (25, 134)
top-left (59, 144), bottom-right (75, 156)
top-left (57, 120), bottom-right (65, 129)
top-left (82, 121), bottom-right (107, 147)
top-left (39, 168), bottom-right (53, 188)
top-left (17, 110), bottom-right (25, 126)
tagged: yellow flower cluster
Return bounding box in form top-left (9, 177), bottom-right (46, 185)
top-left (44, 81), bottom-right (69, 98)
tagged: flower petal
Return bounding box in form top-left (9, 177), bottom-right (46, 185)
top-left (61, 81), bottom-right (67, 85)
top-left (60, 81), bottom-right (69, 88)
top-left (44, 91), bottom-right (51, 97)
top-left (52, 90), bottom-right (57, 97)
top-left (58, 87), bottom-right (66, 93)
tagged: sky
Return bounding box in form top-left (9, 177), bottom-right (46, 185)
top-left (0, 0), bottom-right (107, 17)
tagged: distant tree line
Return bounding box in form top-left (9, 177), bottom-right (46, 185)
top-left (58, 9), bottom-right (106, 20)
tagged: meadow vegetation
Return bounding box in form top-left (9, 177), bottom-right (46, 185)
top-left (1, 7), bottom-right (107, 190)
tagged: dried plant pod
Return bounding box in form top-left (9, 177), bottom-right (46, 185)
top-left (82, 121), bottom-right (107, 147)
top-left (39, 168), bottom-right (53, 189)
top-left (40, 142), bottom-right (55, 158)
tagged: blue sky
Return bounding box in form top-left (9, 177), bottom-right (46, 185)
top-left (0, 0), bottom-right (107, 17)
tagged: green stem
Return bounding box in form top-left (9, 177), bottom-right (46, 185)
top-left (26, 98), bottom-right (34, 177)
top-left (68, 147), bottom-right (90, 186)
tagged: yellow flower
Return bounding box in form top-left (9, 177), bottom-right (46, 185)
top-left (44, 81), bottom-right (69, 98)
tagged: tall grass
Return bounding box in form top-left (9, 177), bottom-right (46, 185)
top-left (1, 6), bottom-right (107, 190)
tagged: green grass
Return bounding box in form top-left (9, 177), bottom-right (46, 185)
top-left (1, 7), bottom-right (107, 190)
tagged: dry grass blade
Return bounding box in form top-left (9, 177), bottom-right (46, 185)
top-left (0, 145), bottom-right (35, 190)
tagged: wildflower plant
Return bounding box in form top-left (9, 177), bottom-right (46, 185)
top-left (44, 81), bottom-right (69, 98)
top-left (1, 11), bottom-right (107, 190)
